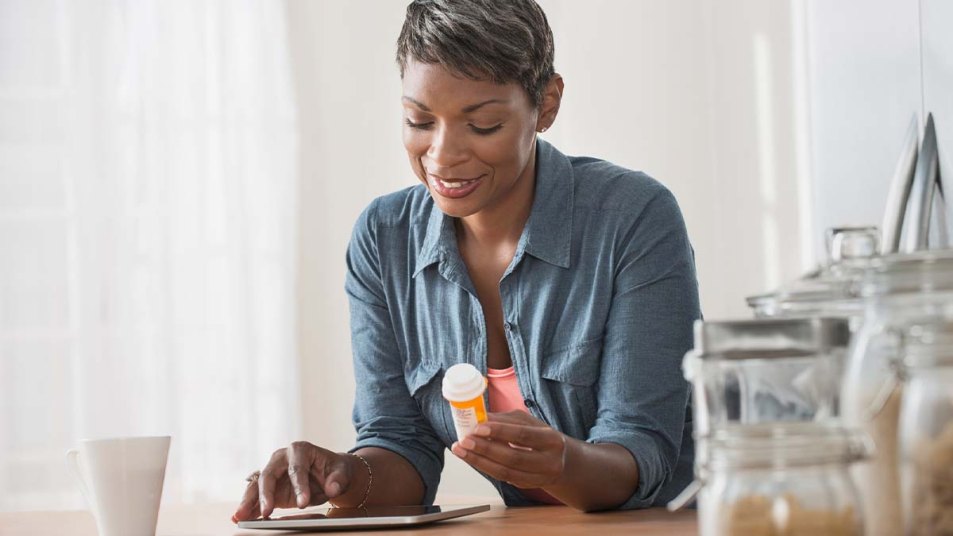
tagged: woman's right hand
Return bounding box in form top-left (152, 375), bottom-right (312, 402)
top-left (231, 441), bottom-right (355, 522)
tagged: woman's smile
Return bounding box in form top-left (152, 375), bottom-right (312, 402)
top-left (427, 173), bottom-right (487, 198)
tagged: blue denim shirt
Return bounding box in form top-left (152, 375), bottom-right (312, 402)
top-left (345, 139), bottom-right (700, 509)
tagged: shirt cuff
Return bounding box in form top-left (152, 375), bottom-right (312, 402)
top-left (350, 438), bottom-right (443, 505)
top-left (587, 429), bottom-right (673, 510)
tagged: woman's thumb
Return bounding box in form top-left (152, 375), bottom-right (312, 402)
top-left (325, 478), bottom-right (343, 497)
top-left (323, 459), bottom-right (351, 498)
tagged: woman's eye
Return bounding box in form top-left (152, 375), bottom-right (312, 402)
top-left (470, 124), bottom-right (503, 136)
top-left (404, 119), bottom-right (433, 130)
top-left (403, 118), bottom-right (502, 136)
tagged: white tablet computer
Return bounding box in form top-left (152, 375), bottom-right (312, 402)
top-left (236, 504), bottom-right (491, 531)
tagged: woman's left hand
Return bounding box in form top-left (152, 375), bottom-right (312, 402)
top-left (450, 411), bottom-right (568, 489)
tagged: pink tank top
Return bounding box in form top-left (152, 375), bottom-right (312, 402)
top-left (486, 366), bottom-right (563, 505)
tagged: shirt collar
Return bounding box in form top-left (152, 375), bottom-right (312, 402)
top-left (413, 201), bottom-right (455, 277)
top-left (413, 138), bottom-right (574, 277)
top-left (523, 138), bottom-right (574, 268)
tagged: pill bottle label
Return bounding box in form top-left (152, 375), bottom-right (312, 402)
top-left (449, 399), bottom-right (486, 440)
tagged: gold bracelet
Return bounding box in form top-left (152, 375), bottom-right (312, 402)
top-left (351, 453), bottom-right (373, 509)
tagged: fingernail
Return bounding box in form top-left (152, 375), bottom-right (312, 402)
top-left (328, 481), bottom-right (341, 496)
top-left (474, 425), bottom-right (490, 436)
top-left (460, 437), bottom-right (475, 449)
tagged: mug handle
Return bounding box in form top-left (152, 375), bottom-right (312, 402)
top-left (66, 449), bottom-right (95, 510)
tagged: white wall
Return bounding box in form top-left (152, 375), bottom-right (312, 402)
top-left (805, 0), bottom-right (923, 254)
top-left (922, 0), bottom-right (953, 219)
top-left (805, 0), bottom-right (953, 255)
top-left (542, 0), bottom-right (809, 312)
top-left (287, 0), bottom-right (809, 498)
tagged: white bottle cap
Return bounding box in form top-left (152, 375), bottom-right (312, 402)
top-left (442, 363), bottom-right (486, 402)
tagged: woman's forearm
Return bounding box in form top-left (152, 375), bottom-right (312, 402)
top-left (330, 447), bottom-right (425, 507)
top-left (543, 439), bottom-right (639, 512)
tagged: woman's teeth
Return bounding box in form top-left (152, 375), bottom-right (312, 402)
top-left (441, 179), bottom-right (474, 189)
top-left (430, 176), bottom-right (477, 189)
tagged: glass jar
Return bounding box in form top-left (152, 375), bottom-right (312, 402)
top-left (698, 423), bottom-right (868, 536)
top-left (684, 317), bottom-right (852, 439)
top-left (668, 317), bottom-right (852, 513)
top-left (745, 275), bottom-right (864, 320)
top-left (746, 227), bottom-right (877, 321)
top-left (897, 322), bottom-right (953, 536)
top-left (841, 249), bottom-right (953, 536)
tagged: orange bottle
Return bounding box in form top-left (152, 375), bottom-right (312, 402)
top-left (442, 363), bottom-right (488, 440)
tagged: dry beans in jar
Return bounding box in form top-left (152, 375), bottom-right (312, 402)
top-left (721, 494), bottom-right (858, 536)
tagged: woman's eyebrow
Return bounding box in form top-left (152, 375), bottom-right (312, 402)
top-left (461, 99), bottom-right (508, 113)
top-left (401, 96), bottom-right (432, 111)
top-left (401, 96), bottom-right (509, 113)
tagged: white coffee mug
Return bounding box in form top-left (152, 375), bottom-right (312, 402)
top-left (66, 436), bottom-right (171, 536)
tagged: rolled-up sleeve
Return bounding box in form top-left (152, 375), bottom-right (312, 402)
top-left (344, 200), bottom-right (445, 505)
top-left (586, 186), bottom-right (700, 509)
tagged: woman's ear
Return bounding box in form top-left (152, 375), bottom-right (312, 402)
top-left (536, 74), bottom-right (564, 133)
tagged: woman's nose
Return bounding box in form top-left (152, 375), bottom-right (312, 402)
top-left (427, 124), bottom-right (468, 169)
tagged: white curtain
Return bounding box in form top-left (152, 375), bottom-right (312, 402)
top-left (0, 0), bottom-right (300, 510)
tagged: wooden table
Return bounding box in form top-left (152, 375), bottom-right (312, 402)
top-left (0, 502), bottom-right (698, 535)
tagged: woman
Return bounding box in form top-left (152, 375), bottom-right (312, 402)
top-left (233, 0), bottom-right (699, 519)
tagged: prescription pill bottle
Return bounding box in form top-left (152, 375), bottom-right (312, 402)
top-left (442, 363), bottom-right (487, 441)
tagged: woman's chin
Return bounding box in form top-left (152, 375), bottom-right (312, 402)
top-left (429, 192), bottom-right (481, 219)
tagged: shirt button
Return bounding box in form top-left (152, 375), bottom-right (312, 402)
top-left (524, 398), bottom-right (536, 409)
top-left (504, 322), bottom-right (512, 332)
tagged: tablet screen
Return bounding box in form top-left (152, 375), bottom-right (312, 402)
top-left (273, 505), bottom-right (445, 520)
top-left (236, 504), bottom-right (491, 530)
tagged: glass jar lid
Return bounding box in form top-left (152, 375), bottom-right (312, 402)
top-left (746, 227), bottom-right (877, 318)
top-left (746, 262), bottom-right (870, 317)
top-left (826, 226), bottom-right (879, 262)
top-left (704, 423), bottom-right (872, 470)
top-left (861, 249), bottom-right (953, 297)
top-left (688, 317), bottom-right (851, 363)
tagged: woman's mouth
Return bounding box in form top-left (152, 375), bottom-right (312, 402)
top-left (427, 174), bottom-right (486, 199)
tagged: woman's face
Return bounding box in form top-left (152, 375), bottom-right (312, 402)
top-left (401, 59), bottom-right (541, 219)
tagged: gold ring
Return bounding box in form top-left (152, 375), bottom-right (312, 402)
top-left (246, 470), bottom-right (261, 484)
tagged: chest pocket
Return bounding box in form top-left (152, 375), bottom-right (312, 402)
top-left (540, 337), bottom-right (603, 437)
top-left (405, 361), bottom-right (455, 446)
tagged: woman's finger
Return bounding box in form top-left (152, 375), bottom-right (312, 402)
top-left (318, 455), bottom-right (350, 499)
top-left (304, 449), bottom-right (350, 500)
top-left (309, 479), bottom-right (329, 507)
top-left (452, 443), bottom-right (551, 488)
top-left (273, 478), bottom-right (301, 510)
top-left (473, 421), bottom-right (563, 450)
top-left (459, 434), bottom-right (561, 475)
top-left (286, 442), bottom-right (315, 508)
top-left (231, 477), bottom-right (261, 522)
top-left (258, 448), bottom-right (288, 518)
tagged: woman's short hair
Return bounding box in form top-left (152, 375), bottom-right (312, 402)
top-left (396, 0), bottom-right (555, 107)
